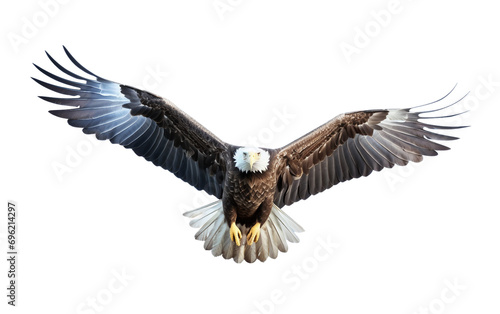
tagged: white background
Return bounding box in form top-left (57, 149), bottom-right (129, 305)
top-left (1, 1), bottom-right (499, 313)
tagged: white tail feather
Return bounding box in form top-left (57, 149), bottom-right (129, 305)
top-left (183, 201), bottom-right (304, 263)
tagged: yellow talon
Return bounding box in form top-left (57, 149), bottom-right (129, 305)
top-left (247, 222), bottom-right (261, 246)
top-left (230, 222), bottom-right (242, 246)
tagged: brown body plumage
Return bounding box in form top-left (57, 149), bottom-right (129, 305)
top-left (223, 148), bottom-right (278, 227)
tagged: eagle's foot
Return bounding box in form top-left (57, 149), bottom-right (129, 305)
top-left (247, 222), bottom-right (261, 246)
top-left (230, 222), bottom-right (242, 246)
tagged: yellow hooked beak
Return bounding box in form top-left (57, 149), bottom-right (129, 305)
top-left (249, 153), bottom-right (259, 170)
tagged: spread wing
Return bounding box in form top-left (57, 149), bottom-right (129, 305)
top-left (34, 47), bottom-right (228, 198)
top-left (273, 88), bottom-right (467, 207)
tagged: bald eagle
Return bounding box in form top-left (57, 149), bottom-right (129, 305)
top-left (34, 47), bottom-right (467, 263)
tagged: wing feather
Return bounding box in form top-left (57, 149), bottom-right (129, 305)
top-left (274, 88), bottom-right (467, 207)
top-left (35, 47), bottom-right (228, 198)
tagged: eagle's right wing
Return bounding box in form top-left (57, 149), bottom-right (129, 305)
top-left (34, 47), bottom-right (228, 198)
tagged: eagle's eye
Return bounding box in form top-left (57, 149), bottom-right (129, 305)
top-left (257, 152), bottom-right (261, 156)
top-left (243, 152), bottom-right (247, 157)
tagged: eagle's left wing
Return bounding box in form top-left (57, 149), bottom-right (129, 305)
top-left (273, 89), bottom-right (467, 208)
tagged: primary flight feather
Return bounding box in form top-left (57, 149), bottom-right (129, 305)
top-left (34, 47), bottom-right (467, 263)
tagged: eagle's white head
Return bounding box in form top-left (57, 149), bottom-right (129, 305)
top-left (233, 147), bottom-right (270, 173)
